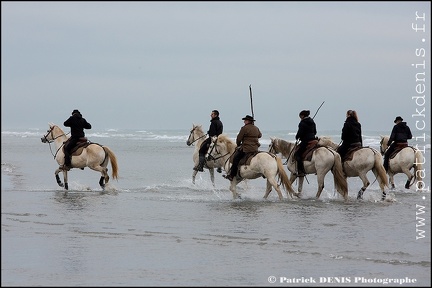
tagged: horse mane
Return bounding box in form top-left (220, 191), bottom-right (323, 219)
top-left (274, 138), bottom-right (295, 156)
top-left (217, 134), bottom-right (236, 152)
top-left (193, 124), bottom-right (204, 135)
top-left (318, 136), bottom-right (338, 149)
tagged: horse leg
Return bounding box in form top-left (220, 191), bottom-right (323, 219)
top-left (55, 168), bottom-right (64, 188)
top-left (229, 180), bottom-right (241, 199)
top-left (389, 174), bottom-right (395, 189)
top-left (401, 168), bottom-right (413, 189)
top-left (266, 178), bottom-right (283, 200)
top-left (264, 180), bottom-right (272, 199)
top-left (192, 170), bottom-right (198, 184)
top-left (100, 167), bottom-right (110, 189)
top-left (63, 170), bottom-right (69, 190)
top-left (209, 168), bottom-right (215, 187)
top-left (357, 174), bottom-right (370, 200)
top-left (315, 173), bottom-right (325, 199)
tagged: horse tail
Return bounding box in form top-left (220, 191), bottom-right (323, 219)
top-left (414, 148), bottom-right (424, 189)
top-left (331, 152), bottom-right (348, 200)
top-left (276, 157), bottom-right (295, 197)
top-left (372, 149), bottom-right (388, 190)
top-left (103, 146), bottom-right (119, 180)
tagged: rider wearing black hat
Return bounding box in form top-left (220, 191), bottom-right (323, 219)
top-left (294, 110), bottom-right (317, 176)
top-left (225, 115), bottom-right (262, 181)
top-left (62, 109), bottom-right (92, 170)
top-left (383, 116), bottom-right (412, 171)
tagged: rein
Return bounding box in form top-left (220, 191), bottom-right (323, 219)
top-left (188, 127), bottom-right (207, 145)
top-left (206, 137), bottom-right (232, 162)
top-left (42, 126), bottom-right (68, 159)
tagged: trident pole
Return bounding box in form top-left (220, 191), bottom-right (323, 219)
top-left (249, 84), bottom-right (254, 119)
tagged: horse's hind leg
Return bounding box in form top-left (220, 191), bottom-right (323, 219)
top-left (357, 174), bottom-right (370, 200)
top-left (55, 169), bottom-right (64, 188)
top-left (402, 169), bottom-right (413, 189)
top-left (264, 180), bottom-right (273, 199)
top-left (315, 174), bottom-right (325, 199)
top-left (266, 178), bottom-right (283, 200)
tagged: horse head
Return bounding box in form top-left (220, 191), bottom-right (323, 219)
top-left (41, 124), bottom-right (66, 143)
top-left (186, 124), bottom-right (204, 146)
top-left (268, 137), bottom-right (277, 154)
top-left (379, 135), bottom-right (389, 155)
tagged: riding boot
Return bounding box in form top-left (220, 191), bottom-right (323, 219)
top-left (194, 155), bottom-right (205, 172)
top-left (296, 161), bottom-right (306, 177)
top-left (383, 158), bottom-right (389, 172)
top-left (64, 153), bottom-right (72, 170)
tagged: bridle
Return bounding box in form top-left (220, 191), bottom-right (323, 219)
top-left (42, 126), bottom-right (68, 159)
top-left (187, 126), bottom-right (207, 146)
top-left (206, 136), bottom-right (231, 163)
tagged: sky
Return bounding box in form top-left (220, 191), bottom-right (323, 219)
top-left (1, 1), bottom-right (431, 133)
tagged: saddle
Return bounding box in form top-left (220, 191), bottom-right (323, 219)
top-left (228, 151), bottom-right (272, 177)
top-left (63, 137), bottom-right (91, 155)
top-left (342, 143), bottom-right (363, 162)
top-left (295, 140), bottom-right (319, 162)
top-left (390, 142), bottom-right (409, 159)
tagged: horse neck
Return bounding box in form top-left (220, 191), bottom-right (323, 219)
top-left (216, 137), bottom-right (235, 159)
top-left (278, 139), bottom-right (295, 159)
top-left (53, 127), bottom-right (68, 149)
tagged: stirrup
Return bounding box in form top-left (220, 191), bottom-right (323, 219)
top-left (60, 164), bottom-right (71, 171)
top-left (223, 174), bottom-right (234, 181)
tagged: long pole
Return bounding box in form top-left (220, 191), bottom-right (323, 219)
top-left (312, 101), bottom-right (325, 119)
top-left (249, 84), bottom-right (254, 119)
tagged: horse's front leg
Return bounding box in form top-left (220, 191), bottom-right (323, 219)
top-left (55, 168), bottom-right (64, 188)
top-left (192, 170), bottom-right (198, 184)
top-left (229, 180), bottom-right (241, 199)
top-left (209, 168), bottom-right (215, 187)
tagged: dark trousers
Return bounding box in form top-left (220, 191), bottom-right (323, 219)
top-left (230, 149), bottom-right (245, 178)
top-left (383, 142), bottom-right (397, 171)
top-left (198, 138), bottom-right (211, 157)
top-left (64, 137), bottom-right (79, 165)
top-left (294, 141), bottom-right (308, 174)
top-left (337, 144), bottom-right (350, 161)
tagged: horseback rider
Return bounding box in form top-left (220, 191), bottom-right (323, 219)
top-left (225, 115), bottom-right (262, 181)
top-left (294, 110), bottom-right (317, 177)
top-left (194, 110), bottom-right (223, 172)
top-left (337, 110), bottom-right (363, 161)
top-left (383, 116), bottom-right (412, 171)
top-left (62, 109), bottom-right (92, 170)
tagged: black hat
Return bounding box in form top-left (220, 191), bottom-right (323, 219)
top-left (394, 116), bottom-right (403, 123)
top-left (72, 109), bottom-right (80, 115)
top-left (242, 115), bottom-right (255, 121)
top-left (299, 110), bottom-right (310, 117)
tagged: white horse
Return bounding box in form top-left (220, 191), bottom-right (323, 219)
top-left (318, 137), bottom-right (388, 200)
top-left (205, 135), bottom-right (296, 200)
top-left (380, 135), bottom-right (424, 190)
top-left (268, 137), bottom-right (348, 201)
top-left (41, 123), bottom-right (119, 190)
top-left (186, 124), bottom-right (223, 186)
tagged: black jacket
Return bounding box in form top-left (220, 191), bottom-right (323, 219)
top-left (341, 116), bottom-right (362, 145)
top-left (388, 122), bottom-right (412, 145)
top-left (295, 117), bottom-right (317, 142)
top-left (64, 113), bottom-right (92, 138)
top-left (208, 117), bottom-right (223, 137)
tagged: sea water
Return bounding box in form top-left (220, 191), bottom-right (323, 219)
top-left (1, 128), bottom-right (431, 286)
